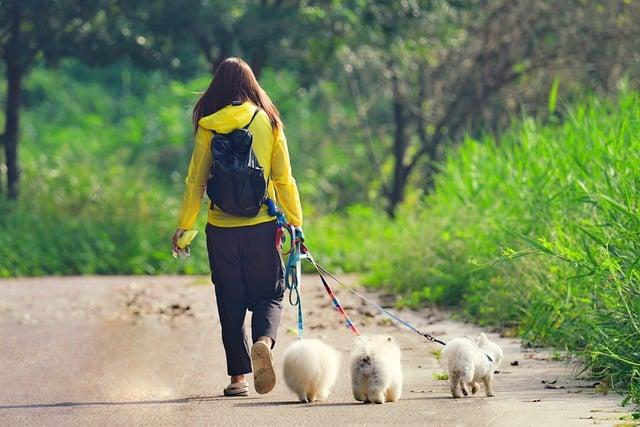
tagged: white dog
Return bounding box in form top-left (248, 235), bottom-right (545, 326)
top-left (350, 335), bottom-right (403, 404)
top-left (440, 333), bottom-right (504, 398)
top-left (282, 338), bottom-right (340, 403)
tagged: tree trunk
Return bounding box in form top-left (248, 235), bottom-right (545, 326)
top-left (207, 31), bottom-right (233, 74)
top-left (4, 2), bottom-right (23, 199)
top-left (250, 52), bottom-right (266, 80)
top-left (386, 70), bottom-right (409, 217)
top-left (4, 62), bottom-right (22, 199)
top-left (415, 63), bottom-right (438, 191)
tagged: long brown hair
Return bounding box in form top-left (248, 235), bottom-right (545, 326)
top-left (192, 57), bottom-right (282, 132)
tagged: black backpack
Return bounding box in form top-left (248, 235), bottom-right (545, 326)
top-left (206, 108), bottom-right (267, 217)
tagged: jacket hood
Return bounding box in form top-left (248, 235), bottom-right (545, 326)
top-left (198, 102), bottom-right (258, 133)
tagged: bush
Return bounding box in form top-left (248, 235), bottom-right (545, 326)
top-left (311, 93), bottom-right (639, 406)
top-left (0, 151), bottom-right (210, 276)
top-left (347, 93), bottom-right (639, 406)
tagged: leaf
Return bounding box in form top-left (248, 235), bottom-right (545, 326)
top-left (577, 225), bottom-right (607, 247)
top-left (594, 193), bottom-right (638, 221)
top-left (548, 77), bottom-right (560, 114)
top-left (504, 229), bottom-right (556, 256)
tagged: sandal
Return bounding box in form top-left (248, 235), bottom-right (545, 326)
top-left (251, 341), bottom-right (276, 394)
top-left (223, 381), bottom-right (249, 397)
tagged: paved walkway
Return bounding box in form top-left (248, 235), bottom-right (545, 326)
top-left (0, 276), bottom-right (628, 426)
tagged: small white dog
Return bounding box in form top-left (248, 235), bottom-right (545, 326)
top-left (350, 335), bottom-right (403, 404)
top-left (282, 338), bottom-right (340, 402)
top-left (441, 333), bottom-right (504, 398)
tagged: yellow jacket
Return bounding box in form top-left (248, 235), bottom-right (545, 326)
top-left (176, 102), bottom-right (303, 229)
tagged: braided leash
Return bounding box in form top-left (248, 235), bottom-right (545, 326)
top-left (283, 226), bottom-right (305, 340)
top-left (302, 244), bottom-right (446, 346)
top-left (270, 198), bottom-right (445, 346)
top-left (269, 200), bottom-right (306, 340)
top-left (304, 250), bottom-right (360, 336)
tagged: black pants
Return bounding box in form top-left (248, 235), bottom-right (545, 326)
top-left (206, 220), bottom-right (284, 376)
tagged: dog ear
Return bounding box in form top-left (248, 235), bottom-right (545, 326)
top-left (477, 333), bottom-right (489, 346)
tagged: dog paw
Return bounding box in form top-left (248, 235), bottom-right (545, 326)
top-left (369, 393), bottom-right (386, 404)
top-left (298, 393), bottom-right (310, 403)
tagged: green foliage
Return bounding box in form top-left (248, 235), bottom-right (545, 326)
top-left (22, 60), bottom-right (201, 173)
top-left (432, 371), bottom-right (449, 381)
top-left (0, 59), bottom-right (370, 275)
top-left (548, 76), bottom-right (560, 114)
top-left (304, 205), bottom-right (395, 273)
top-left (321, 93), bottom-right (639, 405)
top-left (0, 150), bottom-right (209, 276)
top-left (0, 61), bottom-right (207, 275)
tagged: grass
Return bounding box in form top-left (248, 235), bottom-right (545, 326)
top-left (0, 151), bottom-right (210, 276)
top-left (315, 93), bottom-right (640, 407)
top-left (432, 371), bottom-right (449, 381)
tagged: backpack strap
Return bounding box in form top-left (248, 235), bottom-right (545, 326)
top-left (243, 108), bottom-right (261, 130)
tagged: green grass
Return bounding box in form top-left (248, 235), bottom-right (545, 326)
top-left (320, 93), bottom-right (640, 407)
top-left (0, 151), bottom-right (210, 276)
top-left (0, 60), bottom-right (212, 275)
top-left (432, 371), bottom-right (449, 381)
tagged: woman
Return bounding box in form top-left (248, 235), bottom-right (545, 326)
top-left (172, 57), bottom-right (303, 397)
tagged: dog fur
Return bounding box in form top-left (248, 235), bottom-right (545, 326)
top-left (350, 334), bottom-right (403, 404)
top-left (282, 338), bottom-right (340, 402)
top-left (440, 333), bottom-right (504, 398)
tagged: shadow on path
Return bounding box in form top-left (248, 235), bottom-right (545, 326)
top-left (235, 400), bottom-right (302, 408)
top-left (235, 396), bottom-right (452, 408)
top-left (0, 395), bottom-right (254, 410)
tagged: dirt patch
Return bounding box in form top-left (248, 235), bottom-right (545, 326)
top-left (119, 282), bottom-right (195, 323)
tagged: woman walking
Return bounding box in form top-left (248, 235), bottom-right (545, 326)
top-left (172, 57), bottom-right (303, 397)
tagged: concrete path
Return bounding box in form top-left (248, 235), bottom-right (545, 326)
top-left (0, 276), bottom-right (630, 426)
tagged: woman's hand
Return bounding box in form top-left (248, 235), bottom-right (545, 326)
top-left (172, 228), bottom-right (186, 253)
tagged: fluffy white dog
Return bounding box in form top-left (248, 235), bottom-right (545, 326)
top-left (441, 333), bottom-right (504, 398)
top-left (282, 338), bottom-right (340, 403)
top-left (350, 335), bottom-right (403, 404)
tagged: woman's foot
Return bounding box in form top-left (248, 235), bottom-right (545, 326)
top-left (223, 380), bottom-right (249, 397)
top-left (251, 340), bottom-right (276, 394)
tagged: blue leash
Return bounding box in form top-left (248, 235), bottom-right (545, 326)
top-left (285, 236), bottom-right (304, 339)
top-left (267, 199), bottom-right (305, 340)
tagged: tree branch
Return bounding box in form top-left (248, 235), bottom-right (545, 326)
top-left (343, 64), bottom-right (386, 194)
